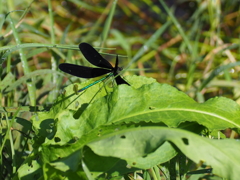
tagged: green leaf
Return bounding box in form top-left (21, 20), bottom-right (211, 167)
top-left (0, 72), bottom-right (15, 91)
top-left (75, 79), bottom-right (240, 138)
top-left (52, 75), bottom-right (155, 112)
top-left (87, 127), bottom-right (240, 179)
top-left (30, 76), bottom-right (240, 179)
top-left (125, 141), bottom-right (177, 169)
top-left (37, 75), bottom-right (240, 154)
top-left (49, 150), bottom-right (81, 172)
top-left (13, 160), bottom-right (42, 180)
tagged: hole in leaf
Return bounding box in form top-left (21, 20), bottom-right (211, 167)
top-left (120, 135), bottom-right (126, 139)
top-left (54, 137), bottom-right (61, 142)
top-left (49, 123), bottom-right (54, 128)
top-left (46, 129), bottom-right (52, 133)
top-left (68, 137), bottom-right (78, 144)
top-left (75, 101), bottom-right (79, 108)
top-left (182, 138), bottom-right (189, 145)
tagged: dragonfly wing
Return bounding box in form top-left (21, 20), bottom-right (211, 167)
top-left (59, 63), bottom-right (111, 78)
top-left (115, 75), bottom-right (130, 85)
top-left (79, 43), bottom-right (113, 69)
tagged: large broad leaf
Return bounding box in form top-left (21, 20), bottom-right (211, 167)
top-left (73, 78), bottom-right (240, 139)
top-left (38, 75), bottom-right (240, 152)
top-left (87, 127), bottom-right (240, 180)
top-left (29, 76), bottom-right (240, 178)
top-left (51, 75), bottom-right (156, 112)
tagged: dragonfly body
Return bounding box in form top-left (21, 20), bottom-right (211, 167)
top-left (78, 73), bottom-right (113, 92)
top-left (59, 43), bottom-right (129, 92)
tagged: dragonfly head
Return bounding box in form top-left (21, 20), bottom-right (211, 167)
top-left (118, 67), bottom-right (123, 72)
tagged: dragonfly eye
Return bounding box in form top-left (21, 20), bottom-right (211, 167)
top-left (118, 67), bottom-right (123, 71)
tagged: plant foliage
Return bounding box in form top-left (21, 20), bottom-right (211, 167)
top-left (0, 0), bottom-right (240, 179)
top-left (12, 76), bottom-right (240, 179)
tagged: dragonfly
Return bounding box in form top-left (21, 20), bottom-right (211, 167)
top-left (59, 42), bottom-right (130, 92)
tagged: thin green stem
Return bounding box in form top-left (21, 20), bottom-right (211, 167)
top-left (101, 0), bottom-right (118, 44)
top-left (48, 0), bottom-right (58, 102)
top-left (8, 14), bottom-right (36, 105)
